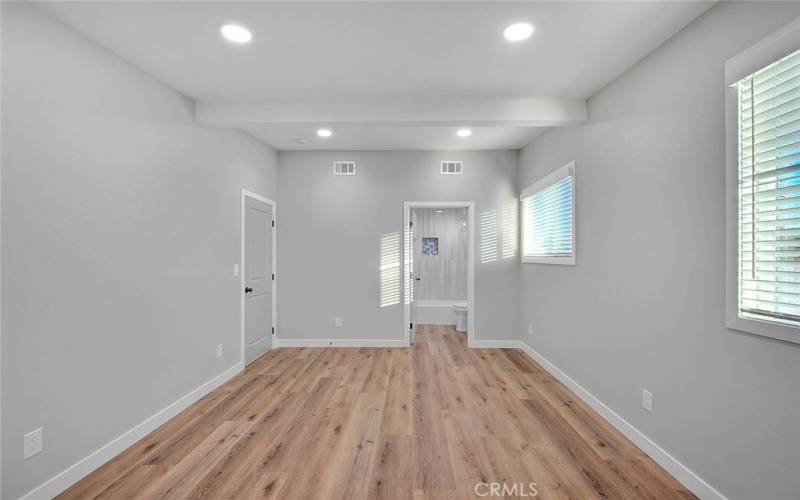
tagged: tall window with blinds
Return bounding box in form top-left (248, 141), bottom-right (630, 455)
top-left (737, 48), bottom-right (800, 327)
top-left (520, 162), bottom-right (576, 265)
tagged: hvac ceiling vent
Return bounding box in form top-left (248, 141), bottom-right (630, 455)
top-left (441, 161), bottom-right (463, 175)
top-left (333, 161), bottom-right (356, 175)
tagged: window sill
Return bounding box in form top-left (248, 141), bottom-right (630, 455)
top-left (726, 313), bottom-right (800, 345)
top-left (522, 255), bottom-right (575, 265)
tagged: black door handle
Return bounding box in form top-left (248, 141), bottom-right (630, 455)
top-left (245, 287), bottom-right (253, 293)
top-left (414, 278), bottom-right (421, 281)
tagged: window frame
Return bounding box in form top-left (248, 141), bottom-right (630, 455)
top-left (725, 19), bottom-right (800, 345)
top-left (520, 161), bottom-right (576, 266)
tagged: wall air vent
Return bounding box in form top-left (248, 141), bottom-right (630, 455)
top-left (333, 161), bottom-right (356, 175)
top-left (441, 161), bottom-right (463, 175)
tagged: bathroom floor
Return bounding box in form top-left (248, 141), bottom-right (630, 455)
top-left (414, 323), bottom-right (466, 342)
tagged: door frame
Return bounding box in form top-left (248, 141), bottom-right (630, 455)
top-left (403, 201), bottom-right (476, 347)
top-left (240, 189), bottom-right (277, 365)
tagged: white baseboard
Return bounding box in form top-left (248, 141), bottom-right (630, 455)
top-left (515, 341), bottom-right (726, 500)
top-left (19, 362), bottom-right (244, 500)
top-left (469, 339), bottom-right (520, 348)
top-left (276, 338), bottom-right (518, 349)
top-left (275, 338), bottom-right (408, 348)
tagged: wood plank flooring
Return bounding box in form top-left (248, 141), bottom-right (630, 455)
top-left (59, 325), bottom-right (696, 500)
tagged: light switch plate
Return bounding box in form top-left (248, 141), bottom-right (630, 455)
top-left (23, 428), bottom-right (43, 460)
top-left (334, 317), bottom-right (343, 328)
top-left (233, 264), bottom-right (240, 277)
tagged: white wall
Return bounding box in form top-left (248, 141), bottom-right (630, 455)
top-left (518, 2), bottom-right (800, 499)
top-left (1, 4), bottom-right (277, 498)
top-left (277, 150), bottom-right (519, 343)
top-left (414, 208), bottom-right (468, 301)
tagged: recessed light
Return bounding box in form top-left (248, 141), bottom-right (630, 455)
top-left (220, 24), bottom-right (252, 44)
top-left (317, 128), bottom-right (333, 138)
top-left (502, 22), bottom-right (534, 42)
top-left (456, 128), bottom-right (472, 137)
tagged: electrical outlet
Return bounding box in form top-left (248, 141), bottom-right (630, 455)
top-left (23, 428), bottom-right (43, 460)
top-left (216, 344), bottom-right (223, 358)
top-left (232, 264), bottom-right (240, 277)
top-left (642, 389), bottom-right (654, 414)
top-left (334, 317), bottom-right (343, 328)
top-left (528, 323), bottom-right (533, 336)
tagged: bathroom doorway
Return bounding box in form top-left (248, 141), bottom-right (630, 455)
top-left (403, 202), bottom-right (475, 347)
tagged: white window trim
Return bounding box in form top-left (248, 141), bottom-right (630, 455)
top-left (520, 161), bottom-right (576, 265)
top-left (724, 19), bottom-right (800, 345)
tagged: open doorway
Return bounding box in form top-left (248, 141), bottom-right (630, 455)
top-left (403, 202), bottom-right (475, 347)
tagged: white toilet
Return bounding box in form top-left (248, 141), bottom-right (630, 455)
top-left (453, 302), bottom-right (468, 332)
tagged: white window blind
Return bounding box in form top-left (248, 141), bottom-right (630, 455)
top-left (738, 48), bottom-right (800, 325)
top-left (520, 162), bottom-right (575, 265)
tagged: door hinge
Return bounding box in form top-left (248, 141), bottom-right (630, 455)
top-left (409, 221), bottom-right (413, 227)
top-left (272, 220), bottom-right (275, 227)
top-left (272, 327), bottom-right (275, 334)
top-left (272, 273), bottom-right (275, 280)
top-left (410, 322), bottom-right (413, 329)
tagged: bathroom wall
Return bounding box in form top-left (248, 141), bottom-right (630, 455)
top-left (414, 208), bottom-right (468, 301)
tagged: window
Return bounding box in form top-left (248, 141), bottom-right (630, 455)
top-left (737, 49), bottom-right (800, 326)
top-left (726, 19), bottom-right (800, 344)
top-left (520, 162), bottom-right (575, 265)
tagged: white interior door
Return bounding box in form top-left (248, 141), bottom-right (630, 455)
top-left (244, 195), bottom-right (273, 365)
top-left (410, 211), bottom-right (419, 343)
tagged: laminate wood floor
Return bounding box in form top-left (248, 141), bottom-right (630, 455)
top-left (59, 325), bottom-right (696, 500)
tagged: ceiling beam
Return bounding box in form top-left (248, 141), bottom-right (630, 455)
top-left (194, 98), bottom-right (587, 128)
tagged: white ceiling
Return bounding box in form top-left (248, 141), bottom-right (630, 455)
top-left (38, 1), bottom-right (714, 150)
